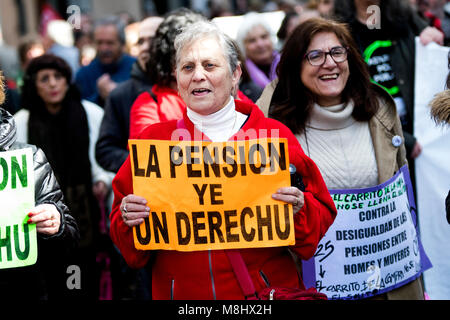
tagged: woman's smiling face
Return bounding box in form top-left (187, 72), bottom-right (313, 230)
top-left (300, 32), bottom-right (349, 107)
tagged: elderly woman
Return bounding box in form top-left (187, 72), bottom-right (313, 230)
top-left (110, 20), bottom-right (336, 300)
top-left (14, 54), bottom-right (114, 298)
top-left (130, 9), bottom-right (256, 139)
top-left (0, 72), bottom-right (79, 299)
top-left (129, 8), bottom-right (205, 139)
top-left (264, 17), bottom-right (425, 299)
top-left (236, 12), bottom-right (280, 90)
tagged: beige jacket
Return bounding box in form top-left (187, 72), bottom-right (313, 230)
top-left (256, 81), bottom-right (424, 300)
top-left (256, 81), bottom-right (407, 183)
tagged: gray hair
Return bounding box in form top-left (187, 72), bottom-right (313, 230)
top-left (235, 12), bottom-right (273, 55)
top-left (94, 15), bottom-right (126, 44)
top-left (174, 20), bottom-right (239, 74)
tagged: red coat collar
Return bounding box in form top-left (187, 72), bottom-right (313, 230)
top-left (152, 84), bottom-right (179, 96)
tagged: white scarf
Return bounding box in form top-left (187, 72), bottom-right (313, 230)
top-left (187, 97), bottom-right (247, 142)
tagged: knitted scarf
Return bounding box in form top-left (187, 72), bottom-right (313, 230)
top-left (28, 98), bottom-right (97, 247)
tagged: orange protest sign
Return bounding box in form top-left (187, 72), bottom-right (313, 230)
top-left (129, 138), bottom-right (294, 252)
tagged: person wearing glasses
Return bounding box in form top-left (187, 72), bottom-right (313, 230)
top-left (259, 18), bottom-right (424, 299)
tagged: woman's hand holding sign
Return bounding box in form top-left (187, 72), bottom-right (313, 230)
top-left (27, 204), bottom-right (61, 236)
top-left (121, 195), bottom-right (150, 227)
top-left (272, 187), bottom-right (305, 213)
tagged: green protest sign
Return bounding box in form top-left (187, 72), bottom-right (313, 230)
top-left (0, 148), bottom-right (37, 269)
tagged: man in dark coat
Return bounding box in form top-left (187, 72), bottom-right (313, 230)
top-left (95, 16), bottom-right (163, 173)
top-left (75, 16), bottom-right (136, 107)
top-left (94, 16), bottom-right (162, 300)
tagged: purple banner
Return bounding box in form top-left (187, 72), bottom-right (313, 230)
top-left (302, 165), bottom-right (431, 299)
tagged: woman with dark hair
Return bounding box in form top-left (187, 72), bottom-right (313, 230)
top-left (14, 54), bottom-right (113, 299)
top-left (230, 38), bottom-right (263, 103)
top-left (0, 71), bottom-right (79, 300)
top-left (263, 17), bottom-right (425, 299)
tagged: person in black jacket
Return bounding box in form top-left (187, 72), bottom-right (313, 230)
top-left (332, 0), bottom-right (444, 222)
top-left (0, 73), bottom-right (79, 300)
top-left (333, 0), bottom-right (443, 160)
top-left (94, 16), bottom-right (162, 300)
top-left (230, 37), bottom-right (263, 103)
top-left (0, 83), bottom-right (20, 115)
top-left (95, 16), bottom-right (163, 173)
top-left (447, 190), bottom-right (450, 224)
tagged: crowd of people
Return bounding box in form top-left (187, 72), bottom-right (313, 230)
top-left (0, 0), bottom-right (448, 301)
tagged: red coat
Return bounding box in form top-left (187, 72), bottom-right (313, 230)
top-left (111, 100), bottom-right (336, 299)
top-left (129, 84), bottom-right (255, 139)
top-left (129, 85), bottom-right (186, 139)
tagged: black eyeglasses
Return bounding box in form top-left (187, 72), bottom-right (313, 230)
top-left (304, 46), bottom-right (348, 66)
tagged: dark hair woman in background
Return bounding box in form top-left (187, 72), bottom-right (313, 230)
top-left (15, 54), bottom-right (113, 299)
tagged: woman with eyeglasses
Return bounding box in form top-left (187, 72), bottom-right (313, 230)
top-left (260, 18), bottom-right (425, 299)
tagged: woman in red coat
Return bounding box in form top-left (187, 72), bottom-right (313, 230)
top-left (110, 20), bottom-right (336, 300)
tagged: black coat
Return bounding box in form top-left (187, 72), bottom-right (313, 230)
top-left (0, 108), bottom-right (79, 299)
top-left (95, 62), bottom-right (152, 173)
top-left (340, 9), bottom-right (428, 155)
